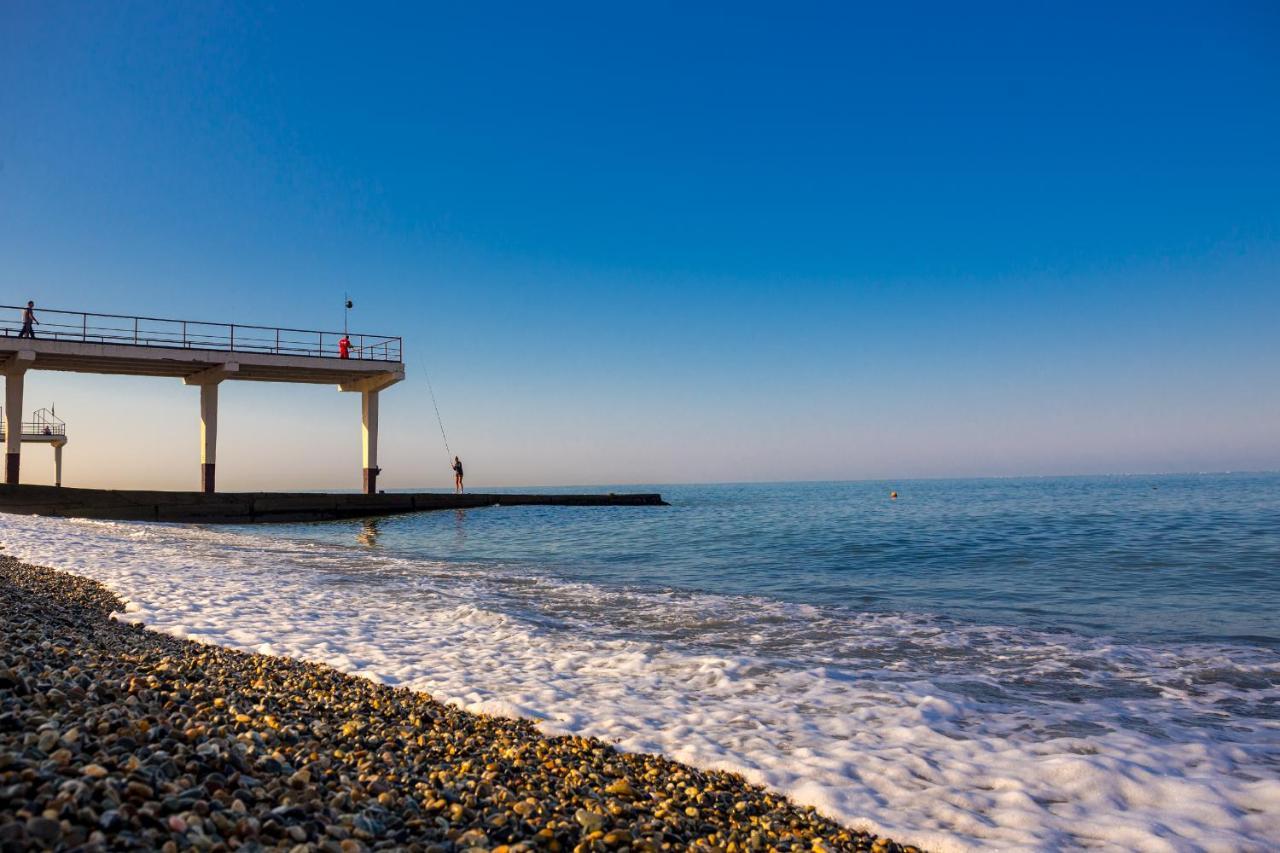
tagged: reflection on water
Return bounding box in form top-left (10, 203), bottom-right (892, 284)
top-left (356, 518), bottom-right (381, 547)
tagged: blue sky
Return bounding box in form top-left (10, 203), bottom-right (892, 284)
top-left (1, 2), bottom-right (1277, 489)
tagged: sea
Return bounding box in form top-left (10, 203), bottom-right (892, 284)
top-left (2, 473), bottom-right (1278, 851)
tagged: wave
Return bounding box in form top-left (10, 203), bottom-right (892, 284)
top-left (2, 515), bottom-right (1278, 852)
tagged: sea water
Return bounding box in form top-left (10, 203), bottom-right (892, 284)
top-left (2, 474), bottom-right (1277, 851)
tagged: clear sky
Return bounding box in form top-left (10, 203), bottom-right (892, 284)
top-left (2, 2), bottom-right (1278, 490)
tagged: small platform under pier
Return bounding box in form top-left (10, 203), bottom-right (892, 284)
top-left (0, 483), bottom-right (667, 524)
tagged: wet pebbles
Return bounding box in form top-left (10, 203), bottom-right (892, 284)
top-left (0, 556), bottom-right (916, 852)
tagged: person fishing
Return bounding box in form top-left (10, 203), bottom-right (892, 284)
top-left (18, 301), bottom-right (38, 339)
top-left (422, 360), bottom-right (460, 494)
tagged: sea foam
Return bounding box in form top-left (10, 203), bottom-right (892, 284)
top-left (2, 514), bottom-right (1277, 852)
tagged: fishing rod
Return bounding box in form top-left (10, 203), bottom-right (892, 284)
top-left (420, 359), bottom-right (453, 464)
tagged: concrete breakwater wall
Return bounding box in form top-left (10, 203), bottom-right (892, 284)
top-left (0, 483), bottom-right (667, 524)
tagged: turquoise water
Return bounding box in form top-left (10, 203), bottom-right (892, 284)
top-left (259, 473), bottom-right (1280, 646)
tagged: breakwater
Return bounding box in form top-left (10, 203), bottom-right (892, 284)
top-left (0, 483), bottom-right (666, 524)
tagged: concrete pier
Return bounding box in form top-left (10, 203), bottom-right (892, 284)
top-left (0, 307), bottom-right (403, 493)
top-left (0, 483), bottom-right (667, 524)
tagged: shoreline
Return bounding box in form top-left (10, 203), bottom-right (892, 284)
top-left (0, 557), bottom-right (912, 852)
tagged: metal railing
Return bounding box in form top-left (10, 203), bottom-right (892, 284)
top-left (0, 407), bottom-right (67, 439)
top-left (0, 422), bottom-right (66, 438)
top-left (0, 305), bottom-right (402, 362)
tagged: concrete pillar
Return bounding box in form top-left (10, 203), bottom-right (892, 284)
top-left (362, 389), bottom-right (379, 494)
top-left (4, 370), bottom-right (22, 485)
top-left (184, 363), bottom-right (236, 494)
top-left (200, 382), bottom-right (218, 494)
top-left (339, 371), bottom-right (399, 494)
top-left (53, 441), bottom-right (64, 487)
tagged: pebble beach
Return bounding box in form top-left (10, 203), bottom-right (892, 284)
top-left (0, 556), bottom-right (909, 852)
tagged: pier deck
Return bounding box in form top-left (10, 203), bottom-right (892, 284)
top-left (0, 483), bottom-right (667, 524)
top-left (0, 305), bottom-right (403, 493)
top-left (0, 306), bottom-right (402, 382)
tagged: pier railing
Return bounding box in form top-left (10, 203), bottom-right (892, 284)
top-left (0, 422), bottom-right (66, 438)
top-left (0, 305), bottom-right (402, 362)
top-left (0, 407), bottom-right (67, 438)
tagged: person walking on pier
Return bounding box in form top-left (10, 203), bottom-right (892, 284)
top-left (18, 301), bottom-right (38, 339)
top-left (452, 455), bottom-right (464, 494)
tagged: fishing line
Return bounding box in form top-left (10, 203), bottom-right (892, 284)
top-left (420, 360), bottom-right (453, 462)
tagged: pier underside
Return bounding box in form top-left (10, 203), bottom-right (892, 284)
top-left (0, 483), bottom-right (667, 524)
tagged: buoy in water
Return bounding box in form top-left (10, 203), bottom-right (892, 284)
top-left (890, 491), bottom-right (898, 500)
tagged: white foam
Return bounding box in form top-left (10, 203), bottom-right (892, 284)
top-left (3, 515), bottom-right (1278, 852)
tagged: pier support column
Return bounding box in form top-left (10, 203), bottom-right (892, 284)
top-left (184, 363), bottom-right (238, 494)
top-left (53, 441), bottom-right (65, 487)
top-left (2, 351), bottom-right (34, 485)
top-left (338, 370), bottom-right (401, 495)
top-left (200, 383), bottom-right (218, 493)
top-left (362, 389), bottom-right (379, 494)
top-left (4, 371), bottom-right (22, 485)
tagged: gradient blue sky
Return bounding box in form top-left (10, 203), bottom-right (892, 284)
top-left (2, 2), bottom-right (1278, 489)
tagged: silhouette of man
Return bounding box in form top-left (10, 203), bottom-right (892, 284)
top-left (18, 301), bottom-right (38, 339)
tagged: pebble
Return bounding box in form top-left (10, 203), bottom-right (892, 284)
top-left (575, 808), bottom-right (606, 832)
top-left (604, 778), bottom-right (633, 797)
top-left (25, 816), bottom-right (60, 844)
top-left (0, 556), bottom-right (911, 852)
